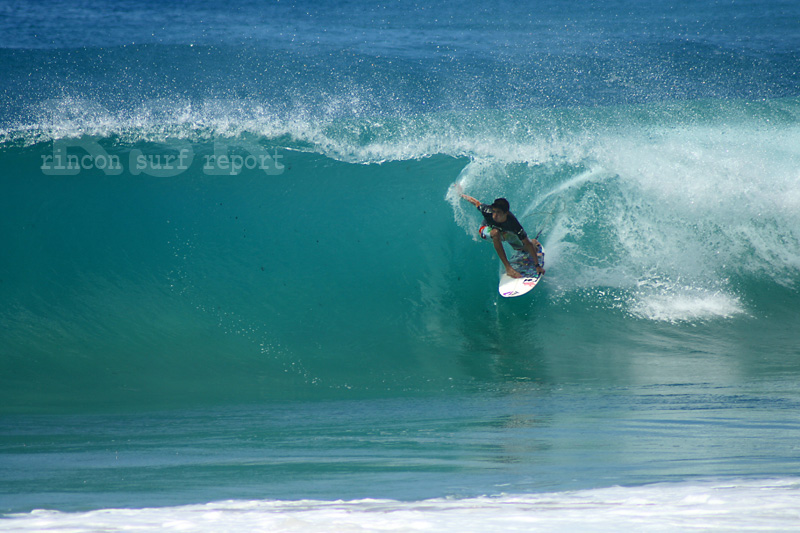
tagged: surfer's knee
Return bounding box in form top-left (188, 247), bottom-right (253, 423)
top-left (490, 228), bottom-right (501, 240)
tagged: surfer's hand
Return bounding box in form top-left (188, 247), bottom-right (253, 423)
top-left (536, 265), bottom-right (545, 275)
top-left (506, 266), bottom-right (522, 278)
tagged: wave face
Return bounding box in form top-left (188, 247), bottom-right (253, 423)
top-left (2, 95), bottom-right (799, 412)
top-left (1, 0), bottom-right (800, 413)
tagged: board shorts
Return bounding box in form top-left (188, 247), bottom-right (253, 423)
top-left (479, 224), bottom-right (525, 251)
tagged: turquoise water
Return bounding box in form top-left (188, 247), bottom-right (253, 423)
top-left (2, 0), bottom-right (800, 527)
top-left (3, 385), bottom-right (800, 515)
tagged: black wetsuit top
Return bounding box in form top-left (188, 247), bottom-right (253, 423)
top-left (479, 204), bottom-right (528, 241)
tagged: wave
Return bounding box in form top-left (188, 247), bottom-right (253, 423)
top-left (1, 96), bottom-right (799, 411)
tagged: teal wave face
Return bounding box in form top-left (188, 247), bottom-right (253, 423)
top-left (2, 98), bottom-right (800, 412)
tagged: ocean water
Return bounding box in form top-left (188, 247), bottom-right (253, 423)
top-left (2, 0), bottom-right (800, 530)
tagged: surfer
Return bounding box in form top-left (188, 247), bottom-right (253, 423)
top-left (460, 194), bottom-right (545, 278)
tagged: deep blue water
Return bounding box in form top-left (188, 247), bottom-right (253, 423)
top-left (1, 0), bottom-right (800, 521)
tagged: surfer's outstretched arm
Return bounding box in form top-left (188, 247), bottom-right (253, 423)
top-left (460, 194), bottom-right (481, 208)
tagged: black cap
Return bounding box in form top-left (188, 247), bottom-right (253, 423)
top-left (491, 198), bottom-right (510, 212)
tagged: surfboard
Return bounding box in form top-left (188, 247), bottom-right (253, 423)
top-left (498, 246), bottom-right (544, 298)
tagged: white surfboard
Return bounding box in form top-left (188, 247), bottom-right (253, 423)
top-left (498, 246), bottom-right (544, 298)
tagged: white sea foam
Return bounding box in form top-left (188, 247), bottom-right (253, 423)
top-left (3, 479), bottom-right (799, 532)
top-left (629, 287), bottom-right (745, 323)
